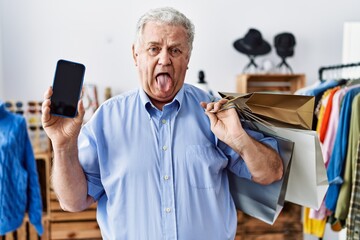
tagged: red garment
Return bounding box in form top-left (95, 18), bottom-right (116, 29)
top-left (319, 87), bottom-right (340, 142)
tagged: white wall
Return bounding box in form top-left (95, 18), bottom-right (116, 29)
top-left (0, 0), bottom-right (4, 99)
top-left (343, 22), bottom-right (360, 64)
top-left (0, 0), bottom-right (359, 104)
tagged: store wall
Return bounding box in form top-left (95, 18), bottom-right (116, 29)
top-left (343, 22), bottom-right (360, 63)
top-left (1, 0), bottom-right (360, 103)
top-left (0, 1), bottom-right (358, 239)
top-left (0, 0), bottom-right (3, 100)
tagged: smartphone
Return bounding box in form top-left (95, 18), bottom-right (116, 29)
top-left (50, 59), bottom-right (86, 118)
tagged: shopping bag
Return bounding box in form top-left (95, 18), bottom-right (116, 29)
top-left (219, 92), bottom-right (315, 129)
top-left (253, 123), bottom-right (329, 209)
top-left (228, 131), bottom-right (294, 225)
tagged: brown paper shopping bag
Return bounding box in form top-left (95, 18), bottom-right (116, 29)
top-left (253, 123), bottom-right (329, 210)
top-left (228, 131), bottom-right (294, 224)
top-left (219, 92), bottom-right (315, 129)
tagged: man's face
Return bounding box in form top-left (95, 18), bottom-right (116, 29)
top-left (132, 21), bottom-right (190, 108)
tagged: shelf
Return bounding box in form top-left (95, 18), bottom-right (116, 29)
top-left (236, 74), bottom-right (306, 94)
top-left (236, 201), bottom-right (303, 239)
top-left (35, 153), bottom-right (51, 216)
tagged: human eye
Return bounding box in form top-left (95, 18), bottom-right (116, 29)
top-left (148, 46), bottom-right (160, 56)
top-left (169, 47), bottom-right (182, 57)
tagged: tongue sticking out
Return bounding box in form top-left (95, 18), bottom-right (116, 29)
top-left (156, 74), bottom-right (172, 91)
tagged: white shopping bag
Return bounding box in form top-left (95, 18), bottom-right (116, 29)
top-left (254, 123), bottom-right (329, 209)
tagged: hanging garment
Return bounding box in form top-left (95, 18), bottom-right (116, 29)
top-left (0, 101), bottom-right (43, 235)
top-left (346, 137), bottom-right (360, 240)
top-left (306, 85), bottom-right (360, 236)
top-left (295, 79), bottom-right (345, 130)
top-left (307, 87), bottom-right (340, 220)
top-left (294, 81), bottom-right (321, 95)
top-left (303, 91), bottom-right (331, 237)
top-left (318, 87), bottom-right (340, 142)
top-left (315, 89), bottom-right (331, 133)
top-left (303, 207), bottom-right (327, 238)
top-left (335, 93), bottom-right (360, 221)
top-left (326, 87), bottom-right (360, 212)
top-left (322, 84), bottom-right (360, 169)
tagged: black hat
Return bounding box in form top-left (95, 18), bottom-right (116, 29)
top-left (274, 32), bottom-right (296, 58)
top-left (233, 28), bottom-right (271, 56)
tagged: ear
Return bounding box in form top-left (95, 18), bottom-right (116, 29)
top-left (132, 44), bottom-right (138, 66)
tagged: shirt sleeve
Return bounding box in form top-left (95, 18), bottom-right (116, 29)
top-left (218, 127), bottom-right (279, 180)
top-left (78, 125), bottom-right (105, 201)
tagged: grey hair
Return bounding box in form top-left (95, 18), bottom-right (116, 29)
top-left (134, 7), bottom-right (195, 54)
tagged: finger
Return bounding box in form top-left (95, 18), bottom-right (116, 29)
top-left (80, 87), bottom-right (84, 98)
top-left (206, 102), bottom-right (215, 112)
top-left (41, 98), bottom-right (51, 113)
top-left (44, 86), bottom-right (53, 100)
top-left (200, 101), bottom-right (207, 109)
top-left (219, 98), bottom-right (228, 104)
top-left (76, 99), bottom-right (85, 121)
top-left (215, 98), bottom-right (229, 107)
top-left (213, 98), bottom-right (229, 111)
top-left (212, 102), bottom-right (223, 112)
top-left (41, 100), bottom-right (52, 126)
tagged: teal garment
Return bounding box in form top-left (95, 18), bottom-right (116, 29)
top-left (0, 101), bottom-right (43, 235)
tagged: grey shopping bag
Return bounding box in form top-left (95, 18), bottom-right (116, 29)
top-left (228, 131), bottom-right (294, 224)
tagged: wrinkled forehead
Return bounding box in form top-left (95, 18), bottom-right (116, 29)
top-left (138, 22), bottom-right (189, 48)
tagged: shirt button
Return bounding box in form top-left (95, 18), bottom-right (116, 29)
top-left (165, 207), bottom-right (171, 213)
top-left (164, 175), bottom-right (170, 180)
top-left (162, 145), bottom-right (168, 151)
top-left (161, 119), bottom-right (167, 124)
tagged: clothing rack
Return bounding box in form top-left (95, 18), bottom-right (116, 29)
top-left (319, 62), bottom-right (360, 82)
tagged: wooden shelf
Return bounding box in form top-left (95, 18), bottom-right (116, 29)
top-left (236, 74), bottom-right (306, 94)
top-left (50, 221), bottom-right (101, 240)
top-left (35, 152), bottom-right (52, 217)
top-left (236, 203), bottom-right (303, 239)
top-left (48, 180), bottom-right (101, 239)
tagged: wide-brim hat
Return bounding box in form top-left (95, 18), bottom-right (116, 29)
top-left (233, 28), bottom-right (271, 56)
top-left (274, 32), bottom-right (296, 58)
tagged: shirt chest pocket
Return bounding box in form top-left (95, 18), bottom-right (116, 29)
top-left (185, 145), bottom-right (227, 189)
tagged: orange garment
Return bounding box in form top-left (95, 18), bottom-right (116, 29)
top-left (315, 90), bottom-right (331, 133)
top-left (319, 87), bottom-right (340, 142)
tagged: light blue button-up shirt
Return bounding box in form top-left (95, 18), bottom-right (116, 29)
top-left (78, 83), bottom-right (278, 240)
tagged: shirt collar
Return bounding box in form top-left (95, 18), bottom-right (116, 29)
top-left (139, 86), bottom-right (184, 118)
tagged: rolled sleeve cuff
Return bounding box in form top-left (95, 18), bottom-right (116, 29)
top-left (259, 137), bottom-right (279, 152)
top-left (223, 128), bottom-right (280, 180)
top-left (87, 179), bottom-right (104, 201)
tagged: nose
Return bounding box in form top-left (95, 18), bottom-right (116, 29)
top-left (158, 49), bottom-right (172, 66)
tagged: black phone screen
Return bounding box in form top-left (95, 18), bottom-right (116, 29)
top-left (50, 59), bottom-right (85, 118)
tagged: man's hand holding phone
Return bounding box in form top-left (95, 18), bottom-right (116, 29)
top-left (42, 86), bottom-right (85, 150)
top-left (41, 59), bottom-right (86, 149)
